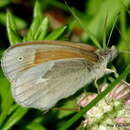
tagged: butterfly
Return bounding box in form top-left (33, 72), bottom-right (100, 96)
top-left (1, 40), bottom-right (117, 110)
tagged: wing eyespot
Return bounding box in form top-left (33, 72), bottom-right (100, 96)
top-left (17, 56), bottom-right (24, 62)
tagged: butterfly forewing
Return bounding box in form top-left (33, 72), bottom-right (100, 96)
top-left (1, 41), bottom-right (98, 82)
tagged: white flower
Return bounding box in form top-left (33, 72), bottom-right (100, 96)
top-left (77, 81), bottom-right (130, 130)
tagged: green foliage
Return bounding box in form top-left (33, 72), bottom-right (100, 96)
top-left (82, 0), bottom-right (130, 43)
top-left (0, 12), bottom-right (27, 29)
top-left (1, 107), bottom-right (28, 130)
top-left (0, 0), bottom-right (11, 8)
top-left (6, 11), bottom-right (22, 45)
top-left (0, 0), bottom-right (130, 130)
top-left (24, 1), bottom-right (43, 41)
top-left (45, 26), bottom-right (68, 40)
top-left (0, 77), bottom-right (13, 126)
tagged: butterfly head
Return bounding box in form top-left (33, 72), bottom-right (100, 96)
top-left (97, 46), bottom-right (118, 64)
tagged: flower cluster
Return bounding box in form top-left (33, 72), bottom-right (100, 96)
top-left (77, 81), bottom-right (130, 130)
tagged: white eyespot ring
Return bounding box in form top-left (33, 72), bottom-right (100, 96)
top-left (17, 56), bottom-right (24, 61)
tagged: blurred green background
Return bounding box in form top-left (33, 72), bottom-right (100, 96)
top-left (0, 0), bottom-right (130, 130)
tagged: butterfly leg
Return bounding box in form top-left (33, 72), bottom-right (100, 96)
top-left (105, 68), bottom-right (116, 75)
top-left (52, 106), bottom-right (80, 112)
top-left (94, 78), bottom-right (101, 94)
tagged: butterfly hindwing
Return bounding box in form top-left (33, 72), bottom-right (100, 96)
top-left (12, 58), bottom-right (91, 110)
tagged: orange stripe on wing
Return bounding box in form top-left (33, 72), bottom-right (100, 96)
top-left (34, 49), bottom-right (98, 65)
top-left (20, 49), bottom-right (98, 72)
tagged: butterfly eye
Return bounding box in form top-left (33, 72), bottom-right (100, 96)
top-left (17, 56), bottom-right (24, 61)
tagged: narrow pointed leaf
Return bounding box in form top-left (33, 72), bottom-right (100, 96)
top-left (45, 26), bottom-right (68, 40)
top-left (23, 17), bottom-right (42, 41)
top-left (0, 13), bottom-right (27, 29)
top-left (34, 17), bottom-right (49, 40)
top-left (1, 107), bottom-right (28, 130)
top-left (23, 1), bottom-right (43, 41)
top-left (6, 11), bottom-right (22, 45)
top-left (0, 78), bottom-right (13, 126)
top-left (33, 1), bottom-right (42, 19)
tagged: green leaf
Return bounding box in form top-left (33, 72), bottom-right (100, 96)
top-left (24, 1), bottom-right (43, 41)
top-left (1, 107), bottom-right (28, 130)
top-left (26, 122), bottom-right (46, 130)
top-left (34, 17), bottom-right (49, 40)
top-left (33, 1), bottom-right (43, 19)
top-left (0, 0), bottom-right (11, 8)
top-left (60, 65), bottom-right (130, 130)
top-left (23, 18), bottom-right (41, 41)
top-left (8, 104), bottom-right (19, 116)
top-left (0, 13), bottom-right (27, 29)
top-left (0, 77), bottom-right (13, 126)
top-left (6, 11), bottom-right (22, 45)
top-left (45, 26), bottom-right (68, 40)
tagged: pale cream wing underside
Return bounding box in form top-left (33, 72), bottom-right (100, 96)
top-left (1, 41), bottom-right (98, 82)
top-left (12, 58), bottom-right (91, 110)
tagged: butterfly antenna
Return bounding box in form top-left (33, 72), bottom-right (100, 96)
top-left (63, 0), bottom-right (101, 48)
top-left (106, 13), bottom-right (119, 47)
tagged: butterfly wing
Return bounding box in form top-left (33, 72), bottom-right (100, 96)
top-left (12, 58), bottom-right (92, 110)
top-left (1, 41), bottom-right (98, 82)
